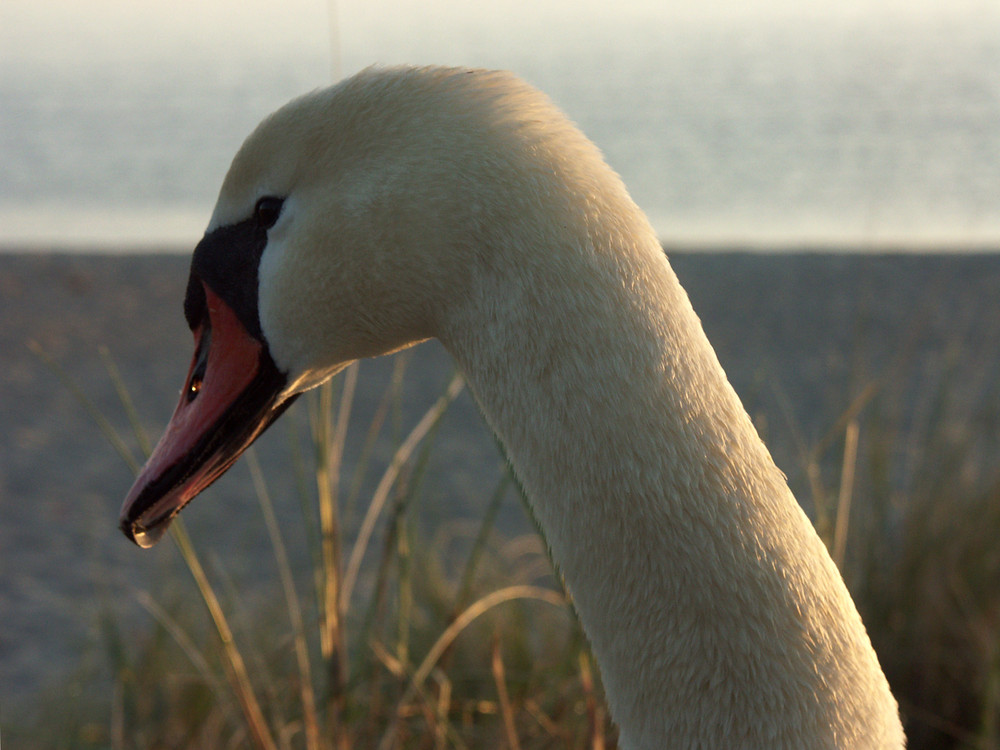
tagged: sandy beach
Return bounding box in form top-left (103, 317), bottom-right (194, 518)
top-left (3, 249), bottom-right (1000, 722)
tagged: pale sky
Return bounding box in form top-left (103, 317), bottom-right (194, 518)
top-left (5, 0), bottom-right (995, 71)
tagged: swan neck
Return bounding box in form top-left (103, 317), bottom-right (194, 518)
top-left (439, 227), bottom-right (902, 748)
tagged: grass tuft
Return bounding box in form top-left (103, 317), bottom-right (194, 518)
top-left (21, 322), bottom-right (1000, 748)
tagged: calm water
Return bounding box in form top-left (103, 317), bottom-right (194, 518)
top-left (1, 6), bottom-right (999, 247)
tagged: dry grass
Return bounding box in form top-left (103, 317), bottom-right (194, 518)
top-left (17, 350), bottom-right (613, 750)
top-left (768, 330), bottom-right (1000, 749)
top-left (17, 331), bottom-right (1000, 749)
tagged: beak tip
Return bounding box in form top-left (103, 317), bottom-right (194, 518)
top-left (119, 513), bottom-right (168, 549)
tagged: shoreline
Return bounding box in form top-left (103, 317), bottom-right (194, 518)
top-left (2, 241), bottom-right (999, 257)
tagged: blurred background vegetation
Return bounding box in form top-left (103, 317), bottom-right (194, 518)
top-left (3, 252), bottom-right (1000, 749)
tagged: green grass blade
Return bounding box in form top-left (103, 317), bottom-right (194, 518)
top-left (247, 448), bottom-right (325, 750)
top-left (340, 373), bottom-right (464, 615)
top-left (98, 345), bottom-right (152, 458)
top-left (27, 340), bottom-right (141, 474)
top-left (169, 518), bottom-right (278, 750)
top-left (132, 589), bottom-right (239, 727)
top-left (831, 419), bottom-right (860, 568)
top-left (342, 355), bottom-right (409, 530)
top-left (453, 470), bottom-right (513, 614)
top-left (377, 584), bottom-right (566, 750)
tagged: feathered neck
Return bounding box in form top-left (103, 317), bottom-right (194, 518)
top-left (437, 210), bottom-right (902, 748)
top-left (227, 66), bottom-right (903, 748)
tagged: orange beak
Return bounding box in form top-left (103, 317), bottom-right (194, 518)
top-left (118, 282), bottom-right (294, 547)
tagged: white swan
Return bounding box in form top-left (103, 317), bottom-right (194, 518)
top-left (120, 66), bottom-right (904, 748)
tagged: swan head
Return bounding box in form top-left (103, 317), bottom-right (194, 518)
top-left (119, 65), bottom-right (625, 546)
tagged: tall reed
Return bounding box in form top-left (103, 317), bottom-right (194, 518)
top-left (28, 319), bottom-right (1000, 748)
top-left (31, 345), bottom-right (597, 748)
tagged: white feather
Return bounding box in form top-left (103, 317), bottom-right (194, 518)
top-left (216, 65), bottom-right (904, 749)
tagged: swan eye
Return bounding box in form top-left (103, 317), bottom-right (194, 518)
top-left (254, 196), bottom-right (284, 230)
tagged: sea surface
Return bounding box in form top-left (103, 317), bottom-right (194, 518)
top-left (2, 2), bottom-right (999, 248)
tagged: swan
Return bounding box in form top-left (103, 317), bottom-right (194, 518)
top-left (119, 66), bottom-right (904, 748)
